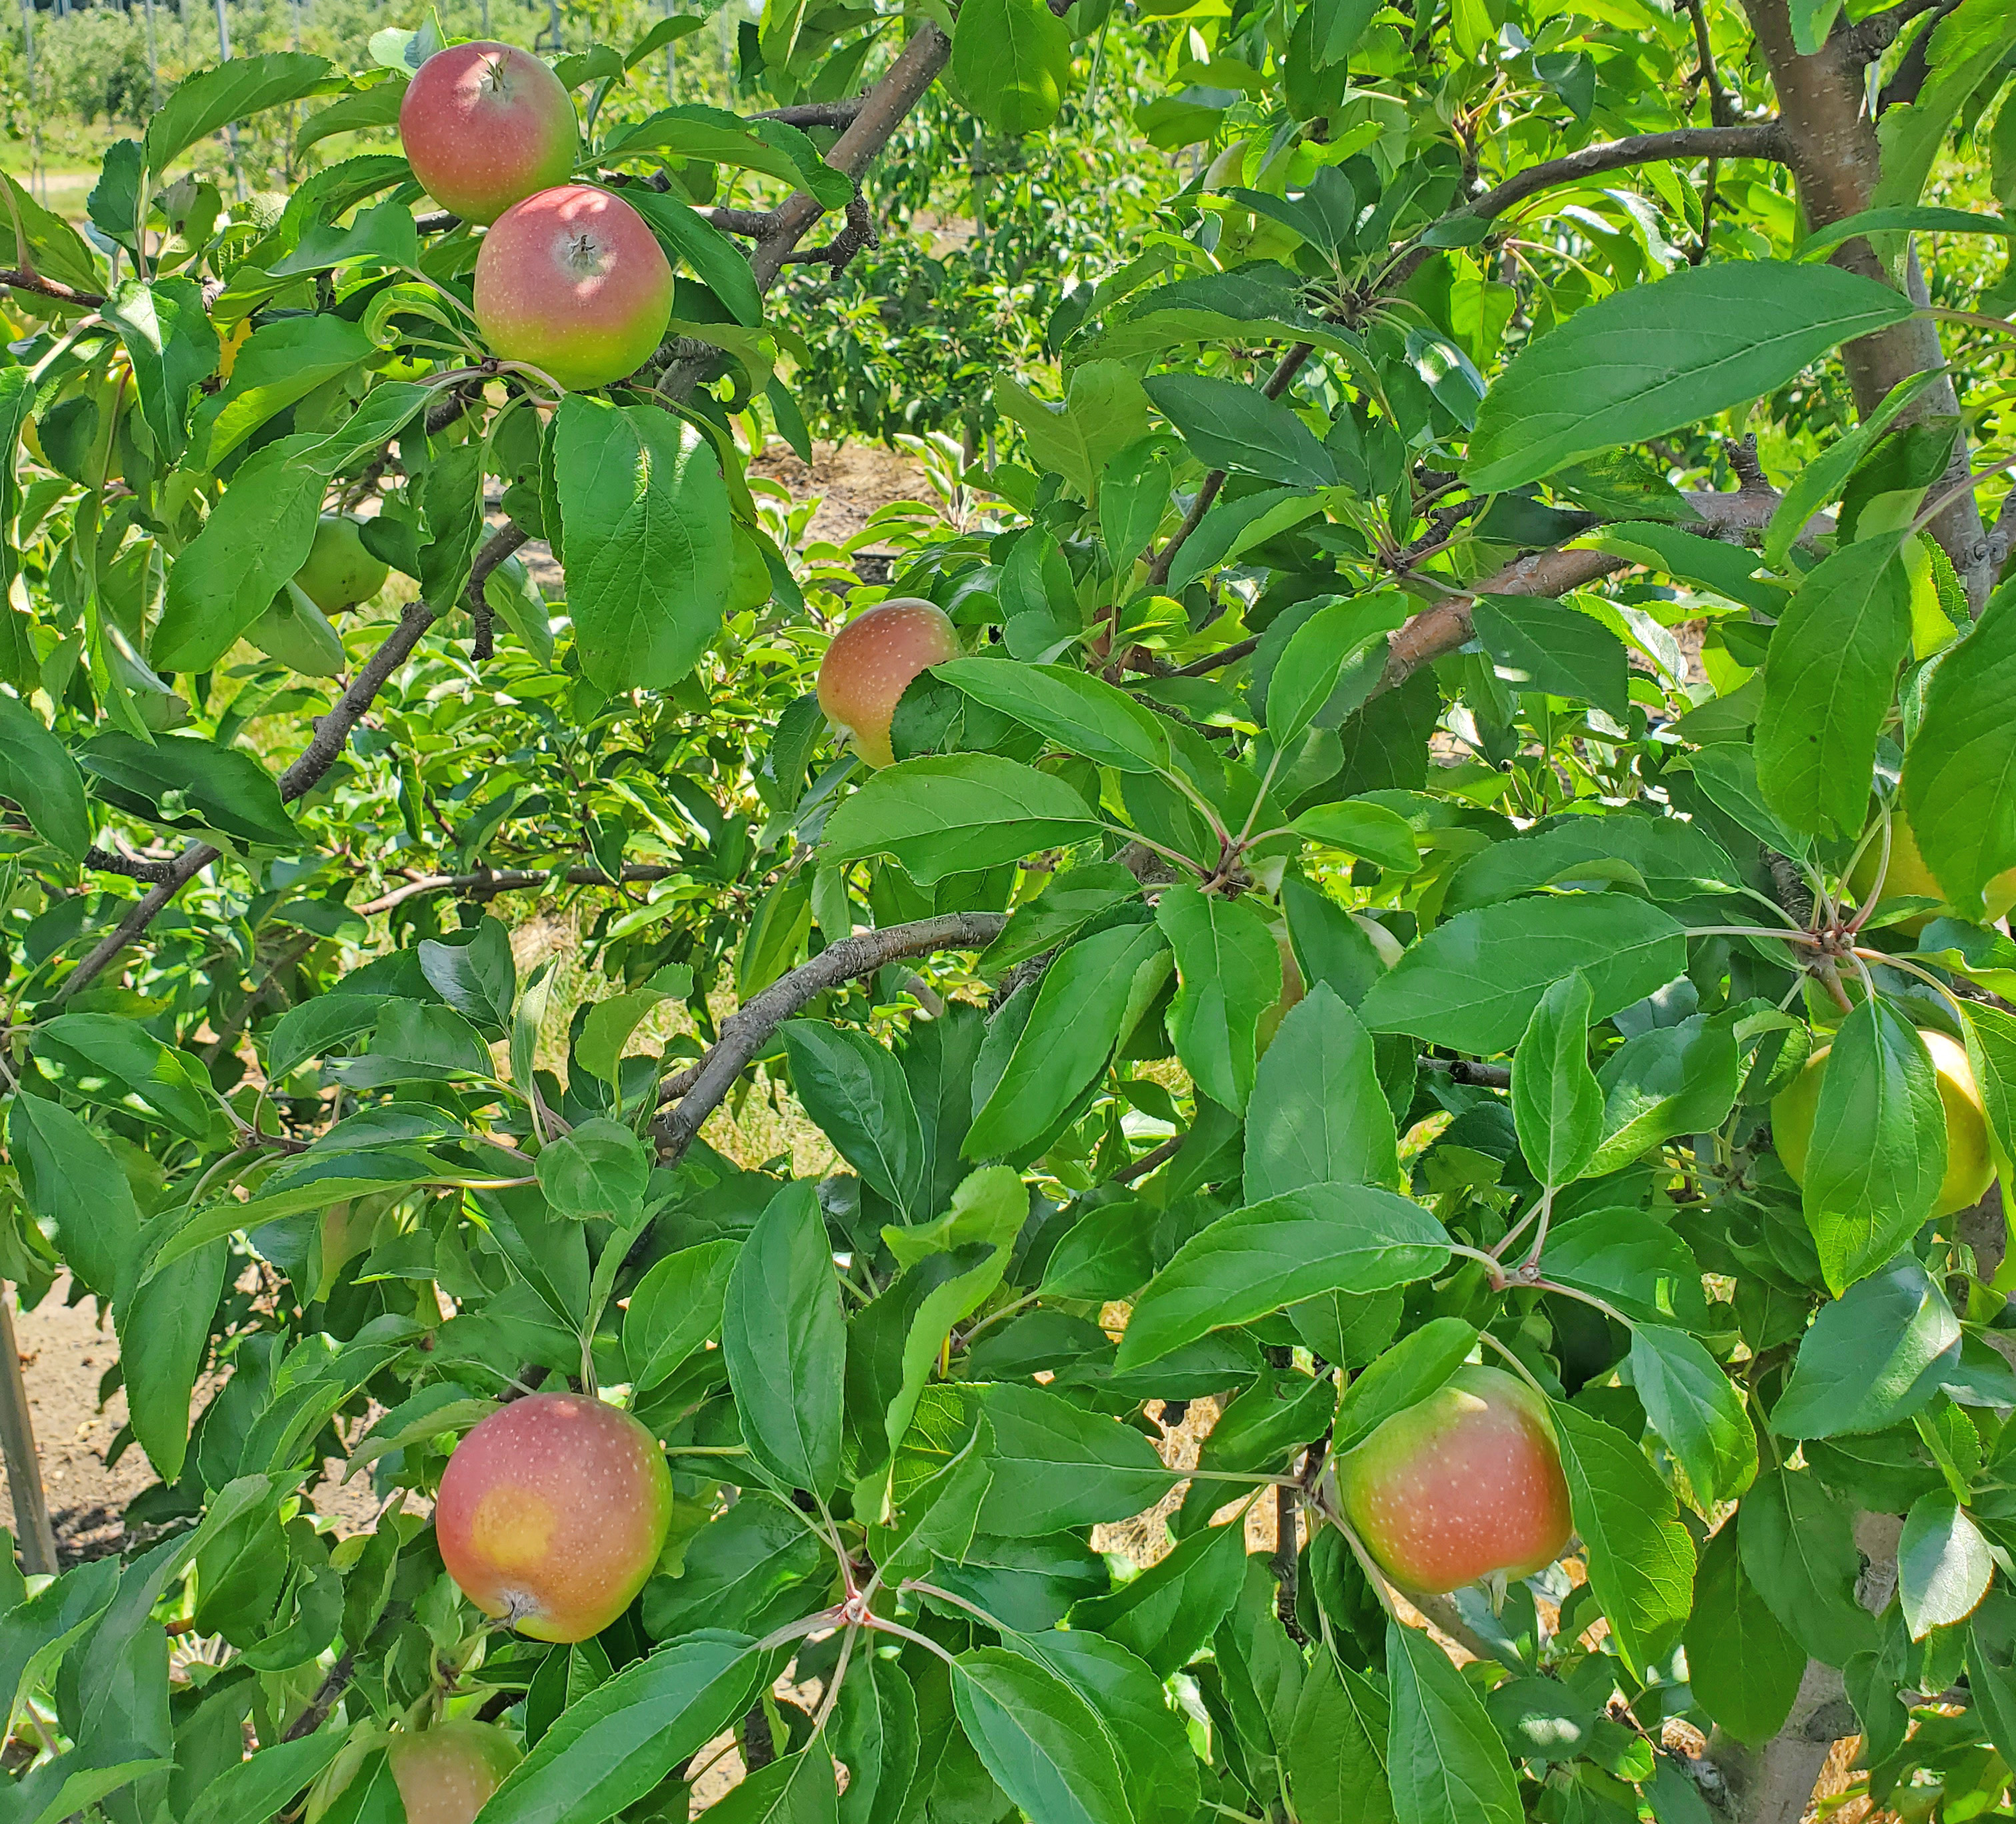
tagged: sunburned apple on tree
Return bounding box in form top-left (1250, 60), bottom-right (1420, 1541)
top-left (817, 597), bottom-right (960, 769)
top-left (435, 1391), bottom-right (673, 1642)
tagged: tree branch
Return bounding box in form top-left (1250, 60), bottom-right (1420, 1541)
top-left (357, 862), bottom-right (678, 917)
top-left (56, 570), bottom-right (486, 1001)
top-left (745, 25), bottom-right (951, 296)
top-left (82, 846), bottom-right (180, 883)
top-left (651, 911), bottom-right (1008, 1159)
top-left (1449, 123), bottom-right (1787, 233)
top-left (754, 100), bottom-right (865, 129)
top-left (1837, 0), bottom-right (1948, 65)
top-left (0, 269), bottom-right (103, 308)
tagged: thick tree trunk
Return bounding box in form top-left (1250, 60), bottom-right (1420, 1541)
top-left (1739, 0), bottom-right (1992, 602)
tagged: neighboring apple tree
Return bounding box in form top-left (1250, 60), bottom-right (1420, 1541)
top-left (1, 3), bottom-right (2015, 1824)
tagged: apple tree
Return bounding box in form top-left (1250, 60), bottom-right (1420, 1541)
top-left (0, 1), bottom-right (2013, 1823)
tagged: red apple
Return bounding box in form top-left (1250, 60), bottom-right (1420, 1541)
top-left (473, 185), bottom-right (674, 392)
top-left (1337, 1365), bottom-right (1572, 1595)
top-left (388, 1719), bottom-right (522, 1824)
top-left (435, 1392), bottom-right (673, 1642)
top-left (399, 42), bottom-right (579, 226)
top-left (817, 597), bottom-right (960, 768)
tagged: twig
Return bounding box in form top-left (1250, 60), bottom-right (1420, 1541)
top-left (1387, 123), bottom-right (1789, 291)
top-left (200, 930), bottom-right (319, 1063)
top-left (283, 1650), bottom-right (356, 1741)
top-left (82, 846), bottom-right (180, 883)
top-left (1111, 1132), bottom-right (1183, 1184)
top-left (651, 911), bottom-right (1007, 1159)
top-left (1839, 0), bottom-right (1949, 64)
top-left (780, 191), bottom-right (879, 271)
top-left (357, 862), bottom-right (678, 916)
top-left (754, 99), bottom-right (865, 129)
top-left (0, 268), bottom-right (103, 308)
top-left (1171, 635), bottom-right (1260, 678)
top-left (1420, 1057), bottom-right (1513, 1089)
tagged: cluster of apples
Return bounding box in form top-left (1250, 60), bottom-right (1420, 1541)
top-left (401, 42), bottom-right (675, 391)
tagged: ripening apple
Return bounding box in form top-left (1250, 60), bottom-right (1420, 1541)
top-left (473, 185), bottom-right (674, 392)
top-left (399, 42), bottom-right (579, 226)
top-left (435, 1392), bottom-right (673, 1642)
top-left (1849, 808), bottom-right (2016, 936)
top-left (1337, 1365), bottom-right (1573, 1595)
top-left (294, 515), bottom-right (390, 616)
top-left (1772, 1027), bottom-right (1993, 1218)
top-left (387, 1719), bottom-right (522, 1824)
top-left (817, 597), bottom-right (960, 769)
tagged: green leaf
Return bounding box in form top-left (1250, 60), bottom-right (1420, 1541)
top-left (1682, 1521), bottom-right (1804, 1745)
top-left (0, 695), bottom-right (90, 861)
top-left (553, 396), bottom-right (733, 693)
top-left (931, 659), bottom-right (1172, 773)
top-left (1245, 984), bottom-right (1399, 1199)
top-left (478, 1631), bottom-right (762, 1824)
top-left (1539, 1210), bottom-right (1709, 1329)
top-left (1002, 1630), bottom-right (1201, 1824)
top-left (1629, 1325), bottom-right (1755, 1507)
top-left (967, 922), bottom-right (1171, 1159)
top-left (146, 52), bottom-right (333, 174)
top-left (950, 0), bottom-right (1074, 135)
top-left (1903, 583), bottom-right (2016, 919)
top-left (115, 1237), bottom-right (227, 1481)
top-left (1585, 520), bottom-right (1787, 615)
top-left (1587, 1015), bottom-right (1741, 1179)
top-left (78, 731), bottom-right (298, 849)
top-left (1385, 1621), bottom-right (1521, 1824)
top-left (1511, 973), bottom-right (1603, 1188)
top-left (294, 73), bottom-right (407, 151)
top-left (1764, 368), bottom-right (1945, 568)
top-left (1358, 895), bottom-right (1687, 1055)
top-left (1470, 595), bottom-right (1628, 720)
top-left (601, 106), bottom-right (850, 207)
top-left (1551, 1400), bottom-right (1695, 1675)
top-left (1738, 1468), bottom-right (1878, 1666)
top-left (1067, 1513), bottom-right (1249, 1677)
top-left (1118, 1182), bottom-right (1452, 1370)
top-left (1801, 204), bottom-right (2016, 263)
top-left (824, 755), bottom-right (1105, 884)
top-left (101, 277), bottom-right (218, 465)
top-left (1289, 799), bottom-right (1421, 873)
top-left (970, 1382), bottom-right (1171, 1534)
top-left (1285, 1651), bottom-right (1394, 1824)
top-left (183, 1731), bottom-right (349, 1824)
top-left (1465, 261), bottom-right (1915, 491)
top-left (996, 365), bottom-right (1155, 501)
top-left (1871, 0), bottom-right (2016, 217)
top-left (1157, 883), bottom-right (1281, 1111)
top-left (7, 1097), bottom-right (137, 1300)
top-left (625, 1240), bottom-right (739, 1389)
top-left (833, 1655), bottom-right (919, 1824)
top-left (419, 919), bottom-right (517, 1031)
top-left (535, 1119), bottom-right (651, 1220)
top-left (33, 1014), bottom-right (217, 1141)
top-left (151, 433), bottom-right (328, 673)
top-left (0, 1555), bottom-right (121, 1747)
top-left (1143, 374), bottom-right (1335, 488)
top-left (1899, 1489), bottom-right (1994, 1639)
top-left (1801, 1000), bottom-right (1947, 1293)
top-left (950, 1648), bottom-right (1132, 1824)
top-left (267, 198), bottom-right (419, 277)
top-left (624, 188), bottom-right (765, 328)
top-left (724, 1181), bottom-right (845, 1497)
top-left (1334, 1318), bottom-right (1475, 1457)
top-left (1772, 1253), bottom-right (1959, 1438)
top-left (1167, 487), bottom-right (1325, 593)
top-left (782, 1020), bottom-right (927, 1217)
top-left (1757, 534), bottom-right (1911, 841)
top-left (1445, 813), bottom-right (1737, 915)
top-left (195, 315), bottom-right (377, 467)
